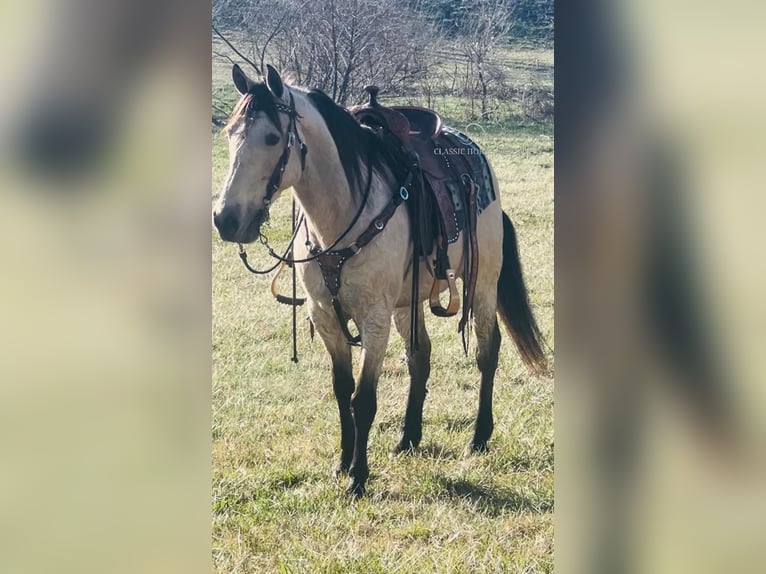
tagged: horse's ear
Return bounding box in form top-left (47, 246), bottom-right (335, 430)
top-left (232, 64), bottom-right (253, 95)
top-left (265, 65), bottom-right (285, 99)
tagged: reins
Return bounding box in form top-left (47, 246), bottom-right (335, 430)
top-left (244, 154), bottom-right (375, 268)
top-left (236, 90), bottom-right (411, 358)
top-left (234, 89), bottom-right (309, 362)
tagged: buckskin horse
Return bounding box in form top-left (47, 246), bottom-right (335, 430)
top-left (213, 64), bottom-right (548, 496)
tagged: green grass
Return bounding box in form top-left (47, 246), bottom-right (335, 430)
top-left (212, 48), bottom-right (553, 573)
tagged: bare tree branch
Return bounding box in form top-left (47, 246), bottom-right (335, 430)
top-left (212, 23), bottom-right (261, 75)
top-left (256, 2), bottom-right (310, 74)
top-left (213, 50), bottom-right (238, 67)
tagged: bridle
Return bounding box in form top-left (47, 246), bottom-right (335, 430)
top-left (263, 92), bottom-right (307, 206)
top-left (237, 88), bottom-right (374, 269)
top-left (235, 88), bottom-right (415, 358)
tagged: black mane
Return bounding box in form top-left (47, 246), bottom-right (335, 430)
top-left (306, 89), bottom-right (406, 200)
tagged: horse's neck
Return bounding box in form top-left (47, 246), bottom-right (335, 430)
top-left (291, 94), bottom-right (385, 248)
top-left (293, 153), bottom-right (356, 249)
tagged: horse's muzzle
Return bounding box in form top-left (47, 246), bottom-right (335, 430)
top-left (213, 207), bottom-right (238, 241)
top-left (213, 206), bottom-right (267, 244)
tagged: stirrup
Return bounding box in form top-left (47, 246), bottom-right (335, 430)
top-left (429, 269), bottom-right (460, 317)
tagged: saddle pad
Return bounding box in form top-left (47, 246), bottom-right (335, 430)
top-left (417, 127), bottom-right (496, 244)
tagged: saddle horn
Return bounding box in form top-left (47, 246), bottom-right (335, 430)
top-left (364, 85), bottom-right (380, 107)
top-left (351, 85), bottom-right (410, 141)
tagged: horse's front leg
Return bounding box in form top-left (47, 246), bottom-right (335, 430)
top-left (331, 350), bottom-right (355, 478)
top-left (309, 302), bottom-right (355, 478)
top-left (348, 305), bottom-right (392, 497)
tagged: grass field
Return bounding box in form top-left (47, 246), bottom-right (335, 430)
top-left (212, 48), bottom-right (554, 573)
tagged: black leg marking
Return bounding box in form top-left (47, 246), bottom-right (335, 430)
top-left (470, 320), bottom-right (501, 453)
top-left (332, 363), bottom-right (355, 478)
top-left (393, 334), bottom-right (431, 455)
top-left (391, 308), bottom-right (431, 456)
top-left (347, 385), bottom-right (377, 497)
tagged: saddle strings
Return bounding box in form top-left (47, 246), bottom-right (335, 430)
top-left (408, 151), bottom-right (425, 353)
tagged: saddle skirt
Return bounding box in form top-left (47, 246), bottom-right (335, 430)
top-left (408, 125), bottom-right (495, 246)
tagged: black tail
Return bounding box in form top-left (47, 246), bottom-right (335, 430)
top-left (497, 211), bottom-right (549, 375)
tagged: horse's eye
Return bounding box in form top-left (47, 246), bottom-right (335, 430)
top-left (264, 134), bottom-right (280, 146)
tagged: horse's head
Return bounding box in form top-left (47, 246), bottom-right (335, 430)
top-left (213, 64), bottom-right (305, 243)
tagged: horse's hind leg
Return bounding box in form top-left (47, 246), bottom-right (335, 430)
top-left (469, 287), bottom-right (502, 453)
top-left (392, 305), bottom-right (431, 454)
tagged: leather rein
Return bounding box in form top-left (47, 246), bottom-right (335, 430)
top-left (236, 89), bottom-right (413, 354)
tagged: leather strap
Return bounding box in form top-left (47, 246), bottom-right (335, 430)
top-left (354, 191), bottom-right (405, 250)
top-left (332, 297), bottom-right (361, 346)
top-left (313, 179), bottom-right (409, 345)
top-left (458, 178), bottom-right (479, 345)
top-left (264, 92), bottom-right (307, 205)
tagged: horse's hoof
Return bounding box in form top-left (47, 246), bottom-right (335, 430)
top-left (390, 439), bottom-right (419, 457)
top-left (467, 440), bottom-right (490, 455)
top-left (332, 461), bottom-right (350, 479)
top-left (346, 480), bottom-right (366, 498)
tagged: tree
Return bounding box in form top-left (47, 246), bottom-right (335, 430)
top-left (213, 0), bottom-right (439, 106)
top-left (456, 0), bottom-right (512, 119)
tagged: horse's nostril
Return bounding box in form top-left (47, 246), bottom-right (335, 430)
top-left (213, 209), bottom-right (239, 239)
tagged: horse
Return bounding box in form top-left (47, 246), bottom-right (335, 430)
top-left (213, 63), bottom-right (548, 496)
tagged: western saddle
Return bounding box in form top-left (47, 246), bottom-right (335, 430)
top-left (349, 86), bottom-right (494, 349)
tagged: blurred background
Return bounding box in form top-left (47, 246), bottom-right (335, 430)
top-left (556, 0), bottom-right (766, 573)
top-left (0, 0), bottom-right (765, 572)
top-left (0, 0), bottom-right (211, 572)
